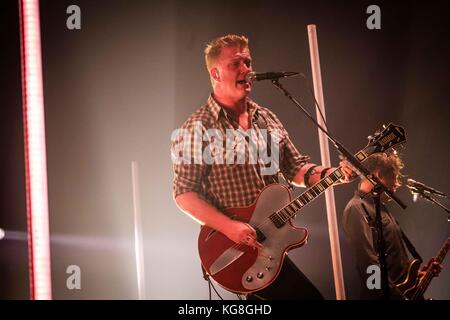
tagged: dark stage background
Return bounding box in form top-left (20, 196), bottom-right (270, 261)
top-left (1, 0), bottom-right (449, 299)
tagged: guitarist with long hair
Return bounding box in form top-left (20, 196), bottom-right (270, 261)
top-left (172, 34), bottom-right (355, 300)
top-left (342, 153), bottom-right (442, 299)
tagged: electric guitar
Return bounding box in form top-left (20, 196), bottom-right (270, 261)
top-left (396, 236), bottom-right (450, 299)
top-left (198, 123), bottom-right (407, 294)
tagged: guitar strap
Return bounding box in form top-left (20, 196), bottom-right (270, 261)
top-left (361, 202), bottom-right (423, 263)
top-left (381, 203), bottom-right (424, 263)
top-left (400, 230), bottom-right (423, 263)
top-left (253, 110), bottom-right (294, 190)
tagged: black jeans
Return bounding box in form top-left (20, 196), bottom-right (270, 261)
top-left (247, 257), bottom-right (324, 300)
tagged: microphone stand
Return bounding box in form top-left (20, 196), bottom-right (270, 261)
top-left (414, 190), bottom-right (450, 221)
top-left (270, 79), bottom-right (407, 299)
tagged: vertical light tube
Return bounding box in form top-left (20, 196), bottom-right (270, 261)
top-left (19, 0), bottom-right (52, 300)
top-left (307, 24), bottom-right (346, 300)
top-left (132, 161), bottom-right (146, 299)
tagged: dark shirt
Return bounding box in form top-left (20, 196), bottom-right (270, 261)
top-left (342, 190), bottom-right (411, 299)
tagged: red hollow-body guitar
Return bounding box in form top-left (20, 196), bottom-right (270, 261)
top-left (198, 123), bottom-right (406, 294)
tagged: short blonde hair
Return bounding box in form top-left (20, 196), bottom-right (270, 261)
top-left (204, 34), bottom-right (249, 71)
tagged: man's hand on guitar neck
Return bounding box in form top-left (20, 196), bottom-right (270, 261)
top-left (419, 257), bottom-right (443, 278)
top-left (339, 160), bottom-right (358, 184)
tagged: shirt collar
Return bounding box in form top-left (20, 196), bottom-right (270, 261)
top-left (207, 94), bottom-right (260, 122)
top-left (207, 94), bottom-right (223, 120)
top-left (356, 189), bottom-right (370, 200)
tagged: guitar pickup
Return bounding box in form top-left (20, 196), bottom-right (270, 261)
top-left (255, 227), bottom-right (266, 243)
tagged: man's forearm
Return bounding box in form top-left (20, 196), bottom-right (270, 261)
top-left (175, 192), bottom-right (233, 234)
top-left (292, 164), bottom-right (333, 187)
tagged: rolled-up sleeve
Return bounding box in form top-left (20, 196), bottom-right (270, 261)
top-left (171, 120), bottom-right (208, 199)
top-left (173, 164), bottom-right (206, 198)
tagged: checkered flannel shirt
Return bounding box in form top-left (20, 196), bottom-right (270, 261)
top-left (171, 95), bottom-right (310, 210)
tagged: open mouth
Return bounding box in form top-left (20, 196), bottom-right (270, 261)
top-left (236, 79), bottom-right (248, 85)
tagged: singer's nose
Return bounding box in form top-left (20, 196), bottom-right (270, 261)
top-left (240, 61), bottom-right (252, 73)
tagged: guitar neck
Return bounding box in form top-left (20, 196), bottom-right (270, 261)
top-left (434, 238), bottom-right (450, 265)
top-left (270, 150), bottom-right (370, 226)
top-left (414, 238), bottom-right (450, 298)
top-left (268, 123), bottom-right (406, 227)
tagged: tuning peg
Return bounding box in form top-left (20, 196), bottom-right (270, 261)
top-left (368, 130), bottom-right (380, 141)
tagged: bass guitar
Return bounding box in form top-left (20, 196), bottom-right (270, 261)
top-left (396, 236), bottom-right (450, 299)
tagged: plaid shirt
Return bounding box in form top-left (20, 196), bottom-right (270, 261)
top-left (171, 95), bottom-right (309, 210)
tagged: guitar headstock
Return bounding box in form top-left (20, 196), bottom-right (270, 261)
top-left (364, 123), bottom-right (407, 154)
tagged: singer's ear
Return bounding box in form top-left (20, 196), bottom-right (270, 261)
top-left (374, 170), bottom-right (389, 184)
top-left (373, 170), bottom-right (382, 180)
top-left (211, 68), bottom-right (220, 82)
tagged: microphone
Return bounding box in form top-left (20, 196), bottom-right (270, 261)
top-left (406, 178), bottom-right (447, 198)
top-left (246, 71), bottom-right (299, 82)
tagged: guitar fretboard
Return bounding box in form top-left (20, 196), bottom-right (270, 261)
top-left (435, 238), bottom-right (450, 264)
top-left (414, 237), bottom-right (450, 298)
top-left (269, 151), bottom-right (369, 228)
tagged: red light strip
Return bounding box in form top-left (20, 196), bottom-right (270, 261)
top-left (19, 0), bottom-right (52, 300)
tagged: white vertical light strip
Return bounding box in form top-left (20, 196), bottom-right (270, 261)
top-left (307, 24), bottom-right (346, 300)
top-left (19, 0), bottom-right (52, 300)
top-left (131, 161), bottom-right (146, 300)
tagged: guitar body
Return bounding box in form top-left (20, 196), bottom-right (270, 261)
top-left (395, 259), bottom-right (423, 300)
top-left (198, 183), bottom-right (308, 294)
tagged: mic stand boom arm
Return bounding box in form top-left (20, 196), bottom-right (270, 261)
top-left (270, 80), bottom-right (406, 208)
top-left (416, 191), bottom-right (450, 221)
top-left (270, 79), bottom-right (407, 299)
